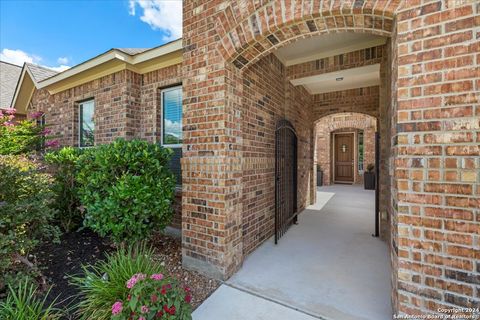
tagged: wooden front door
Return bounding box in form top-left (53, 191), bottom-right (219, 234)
top-left (334, 133), bottom-right (354, 183)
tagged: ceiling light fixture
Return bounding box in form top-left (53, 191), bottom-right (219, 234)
top-left (336, 77), bottom-right (344, 81)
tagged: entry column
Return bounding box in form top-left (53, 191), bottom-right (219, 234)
top-left (181, 1), bottom-right (243, 280)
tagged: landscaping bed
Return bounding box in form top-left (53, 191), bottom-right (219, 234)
top-left (149, 234), bottom-right (221, 310)
top-left (0, 133), bottom-right (216, 319)
top-left (36, 228), bottom-right (113, 310)
top-left (35, 229), bottom-right (220, 316)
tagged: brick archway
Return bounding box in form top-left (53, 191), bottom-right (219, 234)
top-left (315, 112), bottom-right (377, 186)
top-left (183, 1), bottom-right (480, 316)
top-left (215, 0), bottom-right (401, 69)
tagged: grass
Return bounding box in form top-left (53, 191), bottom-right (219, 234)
top-left (70, 242), bottom-right (164, 319)
top-left (0, 279), bottom-right (63, 320)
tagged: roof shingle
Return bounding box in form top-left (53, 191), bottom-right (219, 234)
top-left (0, 61), bottom-right (22, 109)
top-left (25, 63), bottom-right (59, 82)
top-left (115, 48), bottom-right (150, 55)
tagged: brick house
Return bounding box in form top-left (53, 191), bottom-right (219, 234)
top-left (9, 1), bottom-right (479, 316)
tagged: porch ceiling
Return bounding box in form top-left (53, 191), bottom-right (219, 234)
top-left (274, 33), bottom-right (386, 67)
top-left (291, 64), bottom-right (380, 94)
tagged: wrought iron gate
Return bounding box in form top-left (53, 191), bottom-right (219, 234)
top-left (373, 131), bottom-right (380, 237)
top-left (275, 119), bottom-right (298, 244)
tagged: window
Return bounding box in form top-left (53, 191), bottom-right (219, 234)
top-left (161, 86), bottom-right (182, 146)
top-left (79, 100), bottom-right (95, 147)
top-left (161, 86), bottom-right (182, 185)
top-left (36, 113), bottom-right (46, 150)
top-left (358, 131), bottom-right (364, 172)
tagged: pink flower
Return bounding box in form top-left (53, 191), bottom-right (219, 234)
top-left (126, 273), bottom-right (146, 289)
top-left (41, 128), bottom-right (52, 135)
top-left (111, 301), bottom-right (123, 315)
top-left (150, 273), bottom-right (164, 281)
top-left (29, 111), bottom-right (44, 119)
top-left (185, 294), bottom-right (192, 303)
top-left (45, 139), bottom-right (60, 148)
top-left (3, 121), bottom-right (14, 127)
top-left (4, 108), bottom-right (15, 115)
top-left (141, 305), bottom-right (149, 314)
top-left (139, 317), bottom-right (146, 320)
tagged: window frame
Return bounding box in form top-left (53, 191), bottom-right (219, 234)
top-left (160, 85), bottom-right (183, 148)
top-left (78, 99), bottom-right (95, 148)
top-left (36, 113), bottom-right (46, 150)
top-left (358, 131), bottom-right (364, 173)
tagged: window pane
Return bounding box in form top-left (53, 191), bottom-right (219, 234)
top-left (358, 132), bottom-right (364, 171)
top-left (162, 88), bottom-right (182, 145)
top-left (169, 148), bottom-right (182, 185)
top-left (80, 100), bottom-right (94, 147)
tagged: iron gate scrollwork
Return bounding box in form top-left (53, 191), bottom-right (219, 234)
top-left (275, 119), bottom-right (298, 244)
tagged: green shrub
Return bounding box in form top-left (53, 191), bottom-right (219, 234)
top-left (76, 139), bottom-right (176, 244)
top-left (71, 243), bottom-right (164, 320)
top-left (0, 279), bottom-right (63, 319)
top-left (0, 155), bottom-right (60, 289)
top-left (45, 147), bottom-right (84, 231)
top-left (0, 109), bottom-right (57, 155)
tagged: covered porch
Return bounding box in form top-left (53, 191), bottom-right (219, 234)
top-left (194, 185), bottom-right (391, 320)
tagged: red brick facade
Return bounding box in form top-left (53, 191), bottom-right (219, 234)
top-left (242, 53), bottom-right (313, 255)
top-left (394, 1), bottom-right (480, 315)
top-left (24, 0), bottom-right (479, 316)
top-left (30, 65), bottom-right (184, 229)
top-left (183, 0), bottom-right (479, 316)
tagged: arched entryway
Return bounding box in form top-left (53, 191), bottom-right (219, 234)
top-left (222, 30), bottom-right (394, 317)
top-left (183, 1), bottom-right (480, 317)
top-left (315, 112), bottom-right (378, 186)
top-left (182, 0), bottom-right (400, 284)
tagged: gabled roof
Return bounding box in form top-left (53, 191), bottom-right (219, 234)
top-left (116, 48), bottom-right (150, 55)
top-left (25, 63), bottom-right (59, 82)
top-left (0, 61), bottom-right (22, 108)
top-left (10, 38), bottom-right (183, 114)
top-left (37, 39), bottom-right (182, 89)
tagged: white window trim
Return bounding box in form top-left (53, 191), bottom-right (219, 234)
top-left (160, 85), bottom-right (182, 148)
top-left (78, 99), bottom-right (95, 148)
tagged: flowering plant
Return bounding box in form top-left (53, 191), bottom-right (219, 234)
top-left (0, 108), bottom-right (58, 155)
top-left (111, 273), bottom-right (192, 320)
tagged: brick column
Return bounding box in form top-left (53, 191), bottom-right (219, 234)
top-left (395, 1), bottom-right (479, 315)
top-left (181, 1), bottom-right (243, 279)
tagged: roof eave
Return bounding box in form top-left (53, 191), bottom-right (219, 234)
top-left (37, 38), bottom-right (183, 89)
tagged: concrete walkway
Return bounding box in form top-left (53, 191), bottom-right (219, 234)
top-left (193, 185), bottom-right (391, 320)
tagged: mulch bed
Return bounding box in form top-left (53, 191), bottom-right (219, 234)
top-left (36, 229), bottom-right (114, 311)
top-left (35, 229), bottom-right (220, 317)
top-left (149, 234), bottom-right (221, 310)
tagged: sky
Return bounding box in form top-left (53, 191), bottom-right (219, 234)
top-left (0, 0), bottom-right (182, 71)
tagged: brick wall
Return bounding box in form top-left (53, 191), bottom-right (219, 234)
top-left (31, 70), bottom-right (142, 146)
top-left (395, 1), bottom-right (480, 315)
top-left (30, 66), bottom-right (184, 230)
top-left (182, 0), bottom-right (244, 279)
top-left (139, 65), bottom-right (183, 229)
top-left (182, 0), bottom-right (401, 281)
top-left (312, 86), bottom-right (380, 119)
top-left (184, 0), bottom-right (480, 316)
top-left (242, 53), bottom-right (313, 255)
top-left (315, 112), bottom-right (376, 185)
top-left (287, 45), bottom-right (385, 80)
top-left (216, 1), bottom-right (400, 70)
top-left (139, 64), bottom-right (183, 142)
